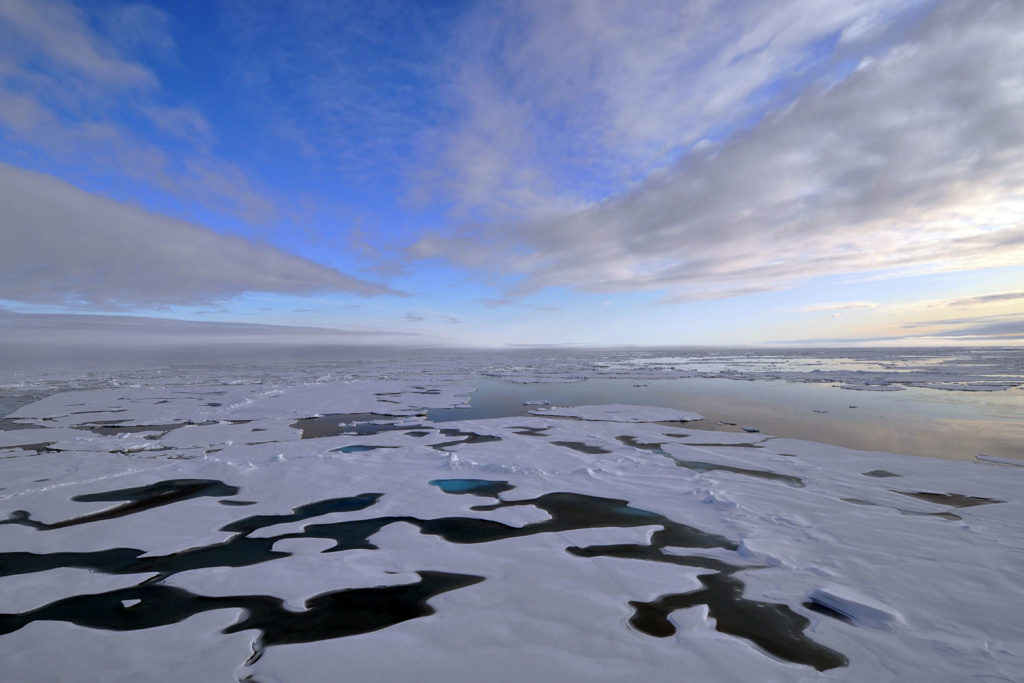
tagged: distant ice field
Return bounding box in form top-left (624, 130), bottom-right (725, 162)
top-left (428, 376), bottom-right (1024, 462)
top-left (3, 346), bottom-right (1022, 463)
top-left (0, 347), bottom-right (1021, 681)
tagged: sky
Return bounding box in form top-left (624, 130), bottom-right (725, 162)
top-left (1, 0), bottom-right (1022, 348)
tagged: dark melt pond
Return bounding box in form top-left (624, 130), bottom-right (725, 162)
top-left (0, 476), bottom-right (848, 671)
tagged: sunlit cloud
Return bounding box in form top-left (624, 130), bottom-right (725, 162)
top-left (411, 0), bottom-right (1024, 305)
top-left (421, 0), bottom-right (927, 218)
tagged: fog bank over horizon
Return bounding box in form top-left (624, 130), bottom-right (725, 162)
top-left (2, 308), bottom-right (1021, 371)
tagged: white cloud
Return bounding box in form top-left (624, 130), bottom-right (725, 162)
top-left (412, 0), bottom-right (1024, 302)
top-left (0, 0), bottom-right (272, 224)
top-left (795, 301), bottom-right (879, 313)
top-left (421, 0), bottom-right (925, 217)
top-left (0, 163), bottom-right (402, 306)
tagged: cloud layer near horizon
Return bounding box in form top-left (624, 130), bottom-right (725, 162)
top-left (0, 163), bottom-right (401, 307)
top-left (412, 0), bottom-right (1024, 302)
top-left (0, 308), bottom-right (418, 340)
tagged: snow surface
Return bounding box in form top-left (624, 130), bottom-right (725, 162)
top-left (0, 366), bottom-right (1022, 682)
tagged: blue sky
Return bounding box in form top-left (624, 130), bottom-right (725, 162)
top-left (1, 0), bottom-right (1022, 347)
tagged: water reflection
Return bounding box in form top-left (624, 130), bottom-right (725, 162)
top-left (428, 377), bottom-right (1024, 461)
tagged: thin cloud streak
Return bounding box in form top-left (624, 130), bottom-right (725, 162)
top-left (405, 311), bottom-right (461, 325)
top-left (781, 312), bottom-right (1024, 344)
top-left (926, 319), bottom-right (1024, 339)
top-left (902, 312), bottom-right (1022, 329)
top-left (422, 0), bottom-right (925, 219)
top-left (941, 291), bottom-right (1024, 308)
top-left (794, 301), bottom-right (879, 313)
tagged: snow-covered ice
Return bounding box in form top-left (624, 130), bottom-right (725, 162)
top-left (0, 354), bottom-right (1022, 682)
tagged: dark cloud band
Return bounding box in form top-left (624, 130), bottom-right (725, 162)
top-left (0, 163), bottom-right (404, 307)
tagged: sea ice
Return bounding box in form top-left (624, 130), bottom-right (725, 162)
top-left (0, 363), bottom-right (1021, 682)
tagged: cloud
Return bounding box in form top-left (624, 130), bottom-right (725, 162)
top-left (793, 312), bottom-right (1024, 343)
top-left (902, 312), bottom-right (1020, 329)
top-left (412, 0), bottom-right (1024, 302)
top-left (772, 311), bottom-right (1024, 344)
top-left (0, 0), bottom-right (157, 87)
top-left (899, 312), bottom-right (1024, 339)
top-left (795, 301), bottom-right (878, 313)
top-left (421, 0), bottom-right (924, 218)
top-left (0, 0), bottom-right (274, 224)
top-left (481, 297), bottom-right (518, 309)
top-left (404, 311), bottom-right (461, 325)
top-left (926, 319), bottom-right (1024, 339)
top-left (0, 163), bottom-right (403, 306)
top-left (940, 291), bottom-right (1024, 308)
top-left (0, 309), bottom-right (424, 361)
top-left (142, 105), bottom-right (215, 144)
top-left (0, 90), bottom-right (274, 221)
